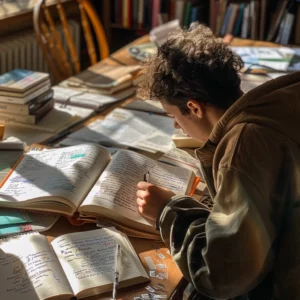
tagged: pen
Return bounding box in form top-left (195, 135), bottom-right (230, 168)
top-left (143, 171), bottom-right (150, 182)
top-left (112, 244), bottom-right (121, 300)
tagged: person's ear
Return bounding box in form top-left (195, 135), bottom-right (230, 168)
top-left (187, 100), bottom-right (204, 119)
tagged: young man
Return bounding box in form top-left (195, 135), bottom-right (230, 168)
top-left (136, 24), bottom-right (300, 300)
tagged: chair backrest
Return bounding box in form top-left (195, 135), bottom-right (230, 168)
top-left (33, 0), bottom-right (109, 83)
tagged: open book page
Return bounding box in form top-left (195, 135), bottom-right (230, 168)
top-left (0, 144), bottom-right (111, 215)
top-left (51, 228), bottom-right (149, 298)
top-left (79, 150), bottom-right (194, 230)
top-left (0, 232), bottom-right (73, 300)
top-left (159, 148), bottom-right (201, 176)
top-left (66, 108), bottom-right (175, 153)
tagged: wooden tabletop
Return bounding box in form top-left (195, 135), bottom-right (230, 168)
top-left (41, 35), bottom-right (280, 299)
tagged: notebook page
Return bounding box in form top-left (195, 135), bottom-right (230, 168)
top-left (0, 144), bottom-right (110, 208)
top-left (81, 150), bottom-right (193, 225)
top-left (51, 228), bottom-right (148, 297)
top-left (0, 233), bottom-right (73, 300)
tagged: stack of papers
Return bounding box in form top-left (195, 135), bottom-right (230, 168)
top-left (232, 46), bottom-right (296, 71)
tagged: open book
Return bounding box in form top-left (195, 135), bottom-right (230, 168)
top-left (0, 144), bottom-right (197, 237)
top-left (0, 228), bottom-right (149, 300)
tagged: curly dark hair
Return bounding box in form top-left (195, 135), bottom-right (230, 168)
top-left (137, 24), bottom-right (244, 114)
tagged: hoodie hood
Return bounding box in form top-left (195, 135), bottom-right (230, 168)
top-left (209, 71), bottom-right (300, 146)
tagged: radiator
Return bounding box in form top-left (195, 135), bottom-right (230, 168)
top-left (0, 20), bottom-right (80, 76)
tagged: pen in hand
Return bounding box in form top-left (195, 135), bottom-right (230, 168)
top-left (143, 171), bottom-right (150, 183)
top-left (112, 244), bottom-right (122, 300)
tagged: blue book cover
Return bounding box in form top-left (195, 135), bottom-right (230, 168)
top-left (0, 223), bottom-right (32, 236)
top-left (191, 6), bottom-right (200, 23)
top-left (0, 210), bottom-right (32, 226)
top-left (0, 69), bottom-right (49, 93)
top-left (221, 4), bottom-right (233, 36)
top-left (234, 3), bottom-right (245, 36)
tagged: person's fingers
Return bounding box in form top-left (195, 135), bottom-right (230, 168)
top-left (137, 205), bottom-right (144, 215)
top-left (136, 189), bottom-right (149, 199)
top-left (136, 197), bottom-right (146, 207)
top-left (137, 181), bottom-right (153, 190)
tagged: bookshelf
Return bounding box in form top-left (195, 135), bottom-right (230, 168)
top-left (99, 0), bottom-right (300, 52)
top-left (98, 0), bottom-right (209, 52)
top-left (209, 0), bottom-right (300, 45)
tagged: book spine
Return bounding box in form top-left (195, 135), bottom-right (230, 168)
top-left (241, 3), bottom-right (250, 38)
top-left (226, 3), bottom-right (238, 34)
top-left (295, 4), bottom-right (300, 44)
top-left (267, 0), bottom-right (288, 41)
top-left (216, 0), bottom-right (226, 36)
top-left (118, 0), bottom-right (123, 24)
top-left (281, 12), bottom-right (295, 45)
top-left (0, 88), bottom-right (53, 115)
top-left (169, 0), bottom-right (176, 20)
top-left (0, 112), bottom-right (36, 124)
top-left (175, 0), bottom-right (185, 26)
top-left (221, 3), bottom-right (232, 36)
top-left (132, 0), bottom-right (139, 25)
top-left (128, 0), bottom-right (132, 28)
top-left (234, 3), bottom-right (244, 37)
top-left (209, 0), bottom-right (216, 29)
top-left (190, 6), bottom-right (199, 23)
top-left (259, 0), bottom-right (267, 40)
top-left (34, 98), bottom-right (55, 122)
top-left (123, 0), bottom-right (129, 27)
top-left (275, 11), bottom-right (287, 44)
top-left (183, 2), bottom-right (192, 28)
top-left (212, 1), bottom-right (219, 33)
top-left (137, 0), bottom-right (144, 28)
top-left (152, 0), bottom-right (160, 28)
top-left (0, 83), bottom-right (51, 105)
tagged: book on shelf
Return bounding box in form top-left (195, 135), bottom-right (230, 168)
top-left (112, 0), bottom-right (208, 30)
top-left (0, 80), bottom-right (51, 104)
top-left (0, 89), bottom-right (53, 115)
top-left (0, 144), bottom-right (198, 238)
top-left (0, 69), bottom-right (49, 93)
top-left (266, 0), bottom-right (289, 42)
top-left (0, 229), bottom-right (149, 299)
top-left (53, 86), bottom-right (136, 111)
top-left (296, 4), bottom-right (300, 44)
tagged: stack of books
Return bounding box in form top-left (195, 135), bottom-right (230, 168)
top-left (0, 69), bottom-right (54, 125)
top-left (53, 62), bottom-right (141, 111)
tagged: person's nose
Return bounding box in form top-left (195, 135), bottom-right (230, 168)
top-left (173, 119), bottom-right (181, 129)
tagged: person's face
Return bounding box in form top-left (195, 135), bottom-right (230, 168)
top-left (161, 100), bottom-right (214, 144)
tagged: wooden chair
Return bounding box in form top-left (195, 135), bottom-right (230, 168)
top-left (33, 0), bottom-right (109, 83)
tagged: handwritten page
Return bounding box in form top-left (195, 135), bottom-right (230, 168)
top-left (0, 233), bottom-right (73, 300)
top-left (65, 108), bottom-right (175, 153)
top-left (51, 228), bottom-right (148, 297)
top-left (0, 144), bottom-right (111, 213)
top-left (80, 150), bottom-right (193, 226)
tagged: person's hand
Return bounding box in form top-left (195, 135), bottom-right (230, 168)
top-left (136, 182), bottom-right (175, 222)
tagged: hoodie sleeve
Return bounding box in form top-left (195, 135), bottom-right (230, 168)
top-left (158, 167), bottom-right (276, 299)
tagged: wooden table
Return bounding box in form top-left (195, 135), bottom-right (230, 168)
top-left (38, 35), bottom-right (281, 299)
